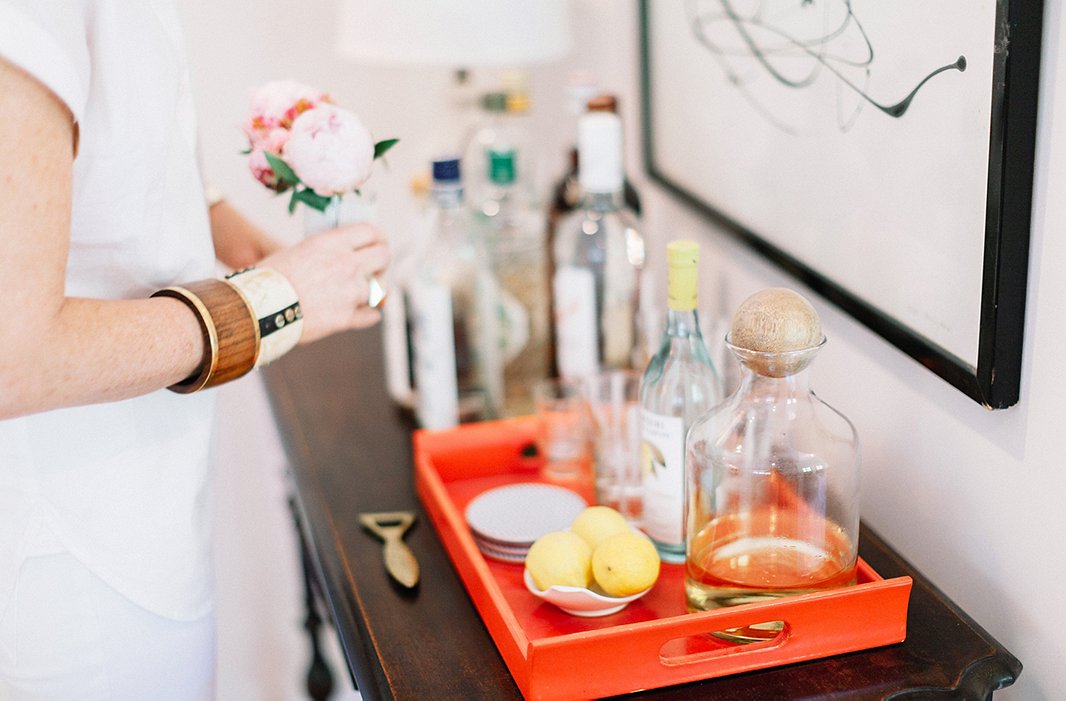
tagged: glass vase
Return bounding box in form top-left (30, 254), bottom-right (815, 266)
top-left (303, 193), bottom-right (377, 234)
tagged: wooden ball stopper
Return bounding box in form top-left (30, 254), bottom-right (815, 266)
top-left (730, 288), bottom-right (823, 376)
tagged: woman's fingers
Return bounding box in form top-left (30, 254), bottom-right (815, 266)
top-left (260, 223), bottom-right (392, 344)
top-left (353, 241), bottom-right (391, 279)
top-left (334, 221), bottom-right (384, 252)
top-left (348, 306), bottom-right (383, 330)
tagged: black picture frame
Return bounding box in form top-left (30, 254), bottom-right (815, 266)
top-left (639, 0), bottom-right (1043, 409)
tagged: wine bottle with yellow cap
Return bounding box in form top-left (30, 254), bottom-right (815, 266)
top-left (639, 240), bottom-right (723, 563)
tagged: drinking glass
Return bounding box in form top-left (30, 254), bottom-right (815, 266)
top-left (533, 377), bottom-right (592, 482)
top-left (584, 369), bottom-right (644, 524)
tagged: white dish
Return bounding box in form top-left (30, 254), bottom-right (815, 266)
top-left (472, 533), bottom-right (529, 563)
top-left (523, 570), bottom-right (651, 617)
top-left (472, 535), bottom-right (529, 555)
top-left (465, 483), bottom-right (587, 546)
top-left (469, 527), bottom-right (535, 549)
top-left (475, 540), bottom-right (528, 563)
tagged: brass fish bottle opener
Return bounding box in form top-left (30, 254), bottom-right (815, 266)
top-left (359, 511), bottom-right (420, 589)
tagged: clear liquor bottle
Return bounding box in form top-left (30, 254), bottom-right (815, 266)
top-left (409, 157), bottom-right (503, 429)
top-left (552, 111), bottom-right (647, 380)
top-left (547, 92), bottom-right (643, 376)
top-left (639, 241), bottom-right (723, 562)
top-left (464, 86), bottom-right (538, 210)
top-left (478, 148), bottom-right (551, 417)
top-left (547, 94), bottom-right (643, 234)
top-left (462, 91), bottom-right (508, 207)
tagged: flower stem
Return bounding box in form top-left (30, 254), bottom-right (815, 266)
top-left (326, 195), bottom-right (342, 229)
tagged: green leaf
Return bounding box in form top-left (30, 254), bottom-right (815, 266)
top-left (373, 138), bottom-right (399, 159)
top-left (238, 147), bottom-right (252, 155)
top-left (293, 187), bottom-right (333, 213)
top-left (264, 151), bottom-right (300, 185)
top-left (288, 189), bottom-right (299, 214)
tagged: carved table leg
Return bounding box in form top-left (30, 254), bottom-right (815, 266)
top-left (289, 495), bottom-right (336, 701)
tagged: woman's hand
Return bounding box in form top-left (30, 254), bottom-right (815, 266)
top-left (260, 222), bottom-right (391, 345)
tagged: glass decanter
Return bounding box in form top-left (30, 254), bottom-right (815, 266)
top-left (684, 289), bottom-right (860, 637)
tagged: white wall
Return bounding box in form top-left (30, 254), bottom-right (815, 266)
top-left (608, 5), bottom-right (1066, 700)
top-left (182, 1), bottom-right (1064, 698)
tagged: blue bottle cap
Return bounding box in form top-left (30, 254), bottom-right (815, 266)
top-left (432, 157), bottom-right (461, 183)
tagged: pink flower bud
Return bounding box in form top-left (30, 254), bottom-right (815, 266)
top-left (249, 148), bottom-right (286, 191)
top-left (262, 127), bottom-right (290, 153)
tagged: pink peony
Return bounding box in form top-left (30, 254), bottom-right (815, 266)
top-left (283, 104), bottom-right (375, 197)
top-left (243, 80), bottom-right (331, 147)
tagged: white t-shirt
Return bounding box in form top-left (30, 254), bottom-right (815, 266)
top-left (0, 0), bottom-right (219, 625)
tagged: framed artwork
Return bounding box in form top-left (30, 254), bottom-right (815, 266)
top-left (640, 0), bottom-right (1044, 408)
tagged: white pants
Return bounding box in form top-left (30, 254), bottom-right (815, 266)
top-left (0, 552), bottom-right (216, 701)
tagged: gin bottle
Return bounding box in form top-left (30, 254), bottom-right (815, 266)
top-left (552, 111), bottom-right (647, 380)
top-left (409, 157), bottom-right (503, 429)
top-left (477, 147), bottom-right (551, 417)
top-left (547, 92), bottom-right (644, 376)
top-left (547, 93), bottom-right (643, 238)
top-left (639, 241), bottom-right (723, 562)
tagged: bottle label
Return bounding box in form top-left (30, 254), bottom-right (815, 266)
top-left (383, 290), bottom-right (414, 408)
top-left (641, 409), bottom-right (686, 546)
top-left (410, 280), bottom-right (459, 429)
top-left (602, 299), bottom-right (634, 368)
top-left (553, 266), bottom-right (598, 378)
top-left (474, 268), bottom-right (504, 418)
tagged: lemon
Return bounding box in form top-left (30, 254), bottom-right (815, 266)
top-left (591, 532), bottom-right (661, 597)
top-left (525, 531), bottom-right (592, 590)
top-left (570, 506), bottom-right (631, 551)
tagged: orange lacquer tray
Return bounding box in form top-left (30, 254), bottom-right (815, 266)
top-left (413, 417), bottom-right (912, 701)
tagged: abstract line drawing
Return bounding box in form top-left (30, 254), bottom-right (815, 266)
top-left (686, 0), bottom-right (967, 133)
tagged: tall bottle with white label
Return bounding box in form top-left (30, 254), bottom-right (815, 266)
top-left (640, 241), bottom-right (723, 563)
top-left (552, 111), bottom-right (646, 380)
top-left (409, 157), bottom-right (503, 429)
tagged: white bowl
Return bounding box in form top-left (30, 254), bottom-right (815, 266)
top-left (523, 569), bottom-right (651, 617)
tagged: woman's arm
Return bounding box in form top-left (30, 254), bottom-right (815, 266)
top-left (0, 57), bottom-right (390, 420)
top-left (0, 57), bottom-right (207, 419)
top-left (209, 199), bottom-right (283, 271)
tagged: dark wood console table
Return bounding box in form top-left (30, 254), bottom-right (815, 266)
top-left (263, 329), bottom-right (1021, 700)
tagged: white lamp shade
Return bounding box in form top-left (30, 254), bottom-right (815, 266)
top-left (336, 0), bottom-right (572, 67)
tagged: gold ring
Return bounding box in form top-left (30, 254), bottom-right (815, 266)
top-left (367, 274), bottom-right (387, 309)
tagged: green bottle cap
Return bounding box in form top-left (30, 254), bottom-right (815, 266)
top-left (488, 149), bottom-right (516, 185)
top-left (667, 240), bottom-right (699, 311)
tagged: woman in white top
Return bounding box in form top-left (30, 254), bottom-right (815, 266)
top-left (0, 2), bottom-right (389, 699)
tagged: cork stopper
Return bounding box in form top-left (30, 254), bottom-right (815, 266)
top-left (729, 288), bottom-right (823, 376)
top-left (587, 94), bottom-right (618, 113)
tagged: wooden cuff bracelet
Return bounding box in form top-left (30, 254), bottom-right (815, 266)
top-left (152, 267), bottom-right (303, 394)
